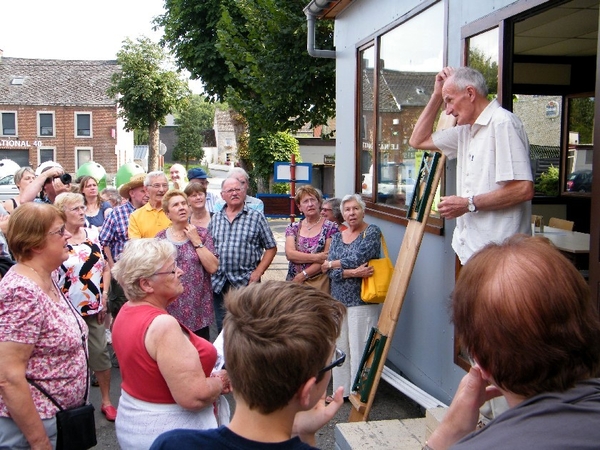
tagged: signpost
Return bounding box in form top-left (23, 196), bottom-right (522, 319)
top-left (273, 157), bottom-right (312, 222)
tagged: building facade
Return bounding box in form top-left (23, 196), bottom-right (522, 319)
top-left (305, 0), bottom-right (600, 403)
top-left (0, 52), bottom-right (133, 173)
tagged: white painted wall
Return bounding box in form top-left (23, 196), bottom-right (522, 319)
top-left (331, 0), bottom-right (525, 402)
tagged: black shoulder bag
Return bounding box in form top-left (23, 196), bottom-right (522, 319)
top-left (27, 283), bottom-right (97, 450)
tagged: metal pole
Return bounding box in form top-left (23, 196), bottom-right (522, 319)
top-left (290, 154), bottom-right (296, 223)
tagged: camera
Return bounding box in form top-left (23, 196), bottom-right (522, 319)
top-left (53, 173), bottom-right (72, 184)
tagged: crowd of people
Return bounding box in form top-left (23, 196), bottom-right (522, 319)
top-left (1, 64), bottom-right (595, 449)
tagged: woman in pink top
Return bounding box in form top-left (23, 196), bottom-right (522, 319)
top-left (111, 239), bottom-right (231, 449)
top-left (0, 203), bottom-right (88, 449)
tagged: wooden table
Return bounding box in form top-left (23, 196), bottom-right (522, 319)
top-left (535, 226), bottom-right (590, 254)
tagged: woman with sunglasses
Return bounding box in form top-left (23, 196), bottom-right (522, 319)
top-left (54, 192), bottom-right (116, 422)
top-left (0, 203), bottom-right (87, 448)
top-left (111, 239), bottom-right (230, 449)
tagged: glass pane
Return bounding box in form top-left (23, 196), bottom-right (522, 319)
top-left (77, 149), bottom-right (91, 168)
top-left (77, 114), bottom-right (91, 136)
top-left (565, 96), bottom-right (594, 193)
top-left (359, 46), bottom-right (375, 197)
top-left (375, 2), bottom-right (444, 208)
top-left (39, 114), bottom-right (53, 136)
top-left (514, 95), bottom-right (562, 197)
top-left (1, 113), bottom-right (16, 135)
top-left (40, 149), bottom-right (54, 164)
top-left (467, 29), bottom-right (499, 98)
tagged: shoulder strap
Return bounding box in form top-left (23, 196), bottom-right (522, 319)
top-left (27, 378), bottom-right (65, 411)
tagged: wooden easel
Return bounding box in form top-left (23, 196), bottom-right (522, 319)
top-left (349, 150), bottom-right (446, 422)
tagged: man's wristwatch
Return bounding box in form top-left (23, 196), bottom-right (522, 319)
top-left (194, 242), bottom-right (204, 249)
top-left (467, 195), bottom-right (477, 213)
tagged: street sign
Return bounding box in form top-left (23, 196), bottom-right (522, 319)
top-left (273, 162), bottom-right (312, 183)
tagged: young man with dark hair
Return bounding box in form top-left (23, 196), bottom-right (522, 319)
top-left (151, 281), bottom-right (346, 449)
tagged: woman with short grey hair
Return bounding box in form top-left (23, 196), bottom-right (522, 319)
top-left (111, 239), bottom-right (230, 449)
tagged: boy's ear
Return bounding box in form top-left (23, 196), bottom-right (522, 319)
top-left (297, 377), bottom-right (318, 410)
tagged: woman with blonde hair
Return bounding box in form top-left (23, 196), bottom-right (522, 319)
top-left (54, 192), bottom-right (116, 421)
top-left (2, 166), bottom-right (36, 213)
top-left (112, 239), bottom-right (230, 449)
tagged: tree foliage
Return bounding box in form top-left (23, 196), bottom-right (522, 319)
top-left (173, 96), bottom-right (216, 167)
top-left (468, 48), bottom-right (498, 98)
top-left (157, 0), bottom-right (335, 133)
top-left (569, 97), bottom-right (595, 144)
top-left (108, 37), bottom-right (190, 170)
top-left (250, 131), bottom-right (301, 191)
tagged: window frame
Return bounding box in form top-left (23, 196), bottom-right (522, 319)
top-left (0, 111), bottom-right (17, 136)
top-left (75, 112), bottom-right (92, 138)
top-left (354, 0), bottom-right (446, 233)
top-left (38, 147), bottom-right (56, 165)
top-left (75, 147), bottom-right (93, 169)
top-left (37, 112), bottom-right (55, 137)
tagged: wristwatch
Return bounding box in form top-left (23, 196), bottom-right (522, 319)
top-left (193, 242), bottom-right (204, 249)
top-left (467, 195), bottom-right (477, 213)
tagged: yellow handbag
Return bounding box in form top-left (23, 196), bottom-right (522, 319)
top-left (361, 234), bottom-right (393, 304)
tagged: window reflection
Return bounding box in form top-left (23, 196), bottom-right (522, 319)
top-left (467, 29), bottom-right (499, 98)
top-left (566, 96), bottom-right (594, 194)
top-left (358, 2), bottom-right (443, 211)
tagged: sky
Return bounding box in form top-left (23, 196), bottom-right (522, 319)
top-left (0, 0), bottom-right (203, 93)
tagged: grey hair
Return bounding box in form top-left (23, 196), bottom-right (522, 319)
top-left (54, 192), bottom-right (85, 211)
top-left (340, 194), bottom-right (366, 213)
top-left (14, 166), bottom-right (35, 186)
top-left (144, 171), bottom-right (168, 186)
top-left (112, 239), bottom-right (177, 301)
top-left (323, 197), bottom-right (344, 224)
top-left (450, 67), bottom-right (488, 97)
top-left (227, 167), bottom-right (250, 181)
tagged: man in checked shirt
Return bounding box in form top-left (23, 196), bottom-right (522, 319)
top-left (209, 177), bottom-right (277, 332)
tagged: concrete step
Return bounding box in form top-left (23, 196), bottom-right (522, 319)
top-left (335, 407), bottom-right (447, 450)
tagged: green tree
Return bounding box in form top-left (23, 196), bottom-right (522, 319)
top-left (569, 97), bottom-right (595, 144)
top-left (250, 131), bottom-right (301, 192)
top-left (468, 47), bottom-right (498, 98)
top-left (173, 96), bottom-right (216, 167)
top-left (216, 0), bottom-right (336, 132)
top-left (108, 37), bottom-right (190, 171)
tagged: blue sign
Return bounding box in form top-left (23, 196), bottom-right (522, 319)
top-left (273, 162), bottom-right (312, 183)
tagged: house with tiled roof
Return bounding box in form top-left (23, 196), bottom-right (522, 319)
top-left (0, 50), bottom-right (133, 173)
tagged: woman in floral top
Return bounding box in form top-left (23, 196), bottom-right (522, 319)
top-left (285, 186), bottom-right (338, 283)
top-left (55, 192), bottom-right (117, 422)
top-left (321, 194), bottom-right (382, 397)
top-left (156, 190), bottom-right (218, 340)
top-left (0, 203), bottom-right (87, 448)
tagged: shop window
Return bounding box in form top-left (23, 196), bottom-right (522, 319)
top-left (0, 112), bottom-right (17, 136)
top-left (357, 1), bottom-right (444, 224)
top-left (565, 95), bottom-right (594, 195)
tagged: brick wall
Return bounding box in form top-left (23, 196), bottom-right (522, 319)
top-left (0, 104), bottom-right (119, 173)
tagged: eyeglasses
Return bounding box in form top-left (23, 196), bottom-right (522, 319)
top-left (222, 188), bottom-right (242, 195)
top-left (68, 205), bottom-right (87, 213)
top-left (48, 224), bottom-right (66, 237)
top-left (150, 183), bottom-right (169, 190)
top-left (321, 207), bottom-right (333, 212)
top-left (152, 262), bottom-right (178, 277)
top-left (317, 347), bottom-right (346, 376)
top-left (301, 198), bottom-right (318, 205)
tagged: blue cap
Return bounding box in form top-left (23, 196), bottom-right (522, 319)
top-left (188, 167), bottom-right (208, 180)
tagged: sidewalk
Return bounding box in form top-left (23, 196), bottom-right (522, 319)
top-left (263, 218), bottom-right (290, 281)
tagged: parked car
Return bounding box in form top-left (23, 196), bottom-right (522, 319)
top-left (566, 170), bottom-right (592, 193)
top-left (0, 175), bottom-right (18, 202)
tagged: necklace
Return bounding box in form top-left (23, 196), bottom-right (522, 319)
top-left (305, 217), bottom-right (322, 231)
top-left (21, 263), bottom-right (60, 301)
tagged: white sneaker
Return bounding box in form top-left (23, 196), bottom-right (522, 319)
top-left (105, 329), bottom-right (112, 345)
